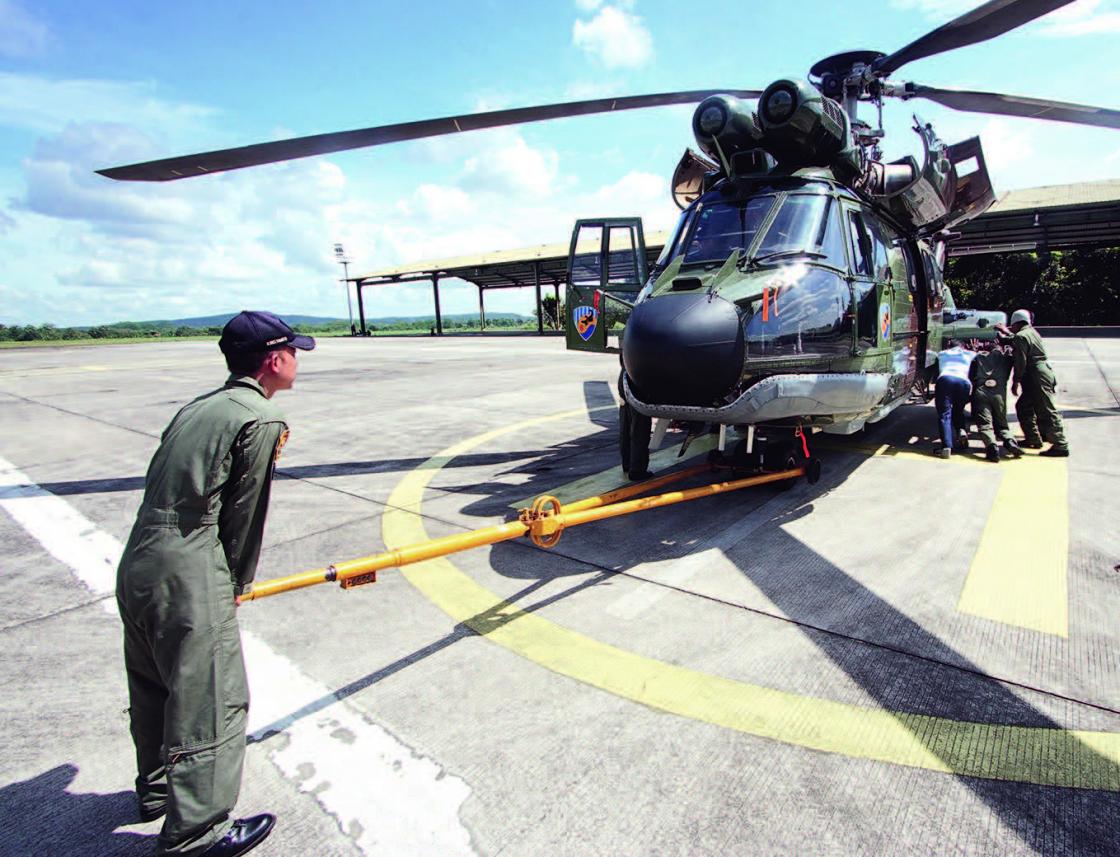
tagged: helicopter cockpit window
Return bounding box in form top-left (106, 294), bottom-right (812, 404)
top-left (682, 196), bottom-right (775, 265)
top-left (846, 211), bottom-right (873, 277)
top-left (569, 225), bottom-right (603, 288)
top-left (753, 194), bottom-right (844, 268)
top-left (607, 226), bottom-right (641, 287)
top-left (654, 204), bottom-right (696, 269)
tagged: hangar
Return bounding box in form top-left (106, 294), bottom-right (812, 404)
top-left (348, 178), bottom-right (1120, 335)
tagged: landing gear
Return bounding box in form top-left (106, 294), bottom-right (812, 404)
top-left (707, 424), bottom-right (821, 487)
top-left (619, 403), bottom-right (653, 481)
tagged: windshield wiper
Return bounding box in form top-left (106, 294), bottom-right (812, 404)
top-left (741, 249), bottom-right (826, 268)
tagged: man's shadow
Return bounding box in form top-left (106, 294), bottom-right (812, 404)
top-left (0, 764), bottom-right (154, 856)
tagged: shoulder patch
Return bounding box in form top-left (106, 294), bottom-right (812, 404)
top-left (274, 428), bottom-right (290, 463)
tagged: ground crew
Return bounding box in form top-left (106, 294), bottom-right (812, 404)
top-left (998, 309), bottom-right (1070, 457)
top-left (116, 310), bottom-right (314, 857)
top-left (969, 341), bottom-right (1023, 462)
top-left (934, 341), bottom-right (976, 459)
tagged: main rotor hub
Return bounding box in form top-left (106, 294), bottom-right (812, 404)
top-left (808, 50), bottom-right (886, 100)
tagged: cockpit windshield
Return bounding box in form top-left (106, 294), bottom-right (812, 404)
top-left (750, 193), bottom-right (847, 269)
top-left (681, 196), bottom-right (776, 265)
top-left (680, 192), bottom-right (846, 270)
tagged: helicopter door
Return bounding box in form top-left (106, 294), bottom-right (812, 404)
top-left (565, 218), bottom-right (648, 354)
top-left (870, 218), bottom-right (920, 396)
top-left (846, 210), bottom-right (882, 353)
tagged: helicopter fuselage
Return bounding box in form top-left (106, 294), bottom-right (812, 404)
top-left (619, 172), bottom-right (948, 435)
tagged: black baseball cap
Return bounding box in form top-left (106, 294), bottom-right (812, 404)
top-left (219, 310), bottom-right (316, 355)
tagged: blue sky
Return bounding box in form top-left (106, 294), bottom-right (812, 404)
top-left (1, 0), bottom-right (1118, 326)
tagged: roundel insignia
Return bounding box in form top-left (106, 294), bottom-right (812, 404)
top-left (879, 302), bottom-right (891, 341)
top-left (573, 305), bottom-right (599, 342)
top-left (985, 379), bottom-right (997, 388)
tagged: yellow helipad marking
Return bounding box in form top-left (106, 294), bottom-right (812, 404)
top-left (384, 408), bottom-right (1120, 790)
top-left (959, 456), bottom-right (1069, 636)
top-left (817, 436), bottom-right (1071, 635)
top-left (508, 433), bottom-right (718, 509)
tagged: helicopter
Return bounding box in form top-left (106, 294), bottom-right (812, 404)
top-left (97, 0), bottom-right (1120, 480)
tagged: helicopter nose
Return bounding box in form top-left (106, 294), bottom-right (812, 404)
top-left (622, 292), bottom-right (745, 407)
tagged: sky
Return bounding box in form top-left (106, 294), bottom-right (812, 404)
top-left (1, 0), bottom-right (1119, 326)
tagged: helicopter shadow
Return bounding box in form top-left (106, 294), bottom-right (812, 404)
top-left (0, 764), bottom-right (154, 856)
top-left (453, 405), bottom-right (1119, 853)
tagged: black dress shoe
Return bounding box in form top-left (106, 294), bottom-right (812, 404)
top-left (137, 803), bottom-right (166, 823)
top-left (1020, 439), bottom-right (1043, 450)
top-left (201, 814), bottom-right (276, 857)
top-left (1003, 438), bottom-right (1023, 458)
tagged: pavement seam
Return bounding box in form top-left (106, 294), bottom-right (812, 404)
top-left (0, 593), bottom-right (116, 634)
top-left (2, 392), bottom-right (160, 440)
top-left (1084, 340), bottom-right (1120, 407)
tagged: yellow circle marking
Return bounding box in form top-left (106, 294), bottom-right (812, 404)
top-left (383, 407), bottom-right (1120, 790)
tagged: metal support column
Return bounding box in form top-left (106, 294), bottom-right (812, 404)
top-left (478, 285), bottom-right (486, 331)
top-left (553, 283), bottom-right (561, 329)
top-left (534, 261), bottom-right (543, 334)
top-left (357, 282), bottom-right (368, 335)
top-left (432, 274), bottom-right (443, 335)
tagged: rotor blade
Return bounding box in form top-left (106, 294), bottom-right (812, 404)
top-left (875, 0), bottom-right (1074, 76)
top-left (909, 84), bottom-right (1120, 130)
top-left (97, 89), bottom-right (763, 182)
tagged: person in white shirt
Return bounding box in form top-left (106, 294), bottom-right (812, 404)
top-left (935, 341), bottom-right (977, 458)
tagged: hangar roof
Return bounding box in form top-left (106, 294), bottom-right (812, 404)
top-left (352, 179), bottom-right (1120, 287)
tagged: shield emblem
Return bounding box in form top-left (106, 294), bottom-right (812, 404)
top-left (879, 303), bottom-right (891, 341)
top-left (573, 305), bottom-right (598, 342)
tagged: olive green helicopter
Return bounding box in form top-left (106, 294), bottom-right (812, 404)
top-left (98, 0), bottom-right (1119, 480)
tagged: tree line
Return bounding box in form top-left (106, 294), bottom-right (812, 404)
top-left (3, 247), bottom-right (1116, 343)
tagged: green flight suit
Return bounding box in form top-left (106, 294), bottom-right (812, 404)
top-left (116, 376), bottom-right (287, 856)
top-left (969, 349), bottom-right (1013, 447)
top-left (1010, 325), bottom-right (1069, 450)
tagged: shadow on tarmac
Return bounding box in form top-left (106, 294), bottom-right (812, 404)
top-left (0, 764), bottom-right (153, 857)
top-left (458, 403), bottom-right (1120, 854)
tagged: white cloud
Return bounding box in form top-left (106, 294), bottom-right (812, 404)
top-left (572, 6), bottom-right (653, 69)
top-left (0, 1), bottom-right (48, 58)
top-left (460, 132), bottom-right (560, 197)
top-left (0, 72), bottom-right (215, 138)
top-left (1037, 0), bottom-right (1120, 36)
top-left (890, 0), bottom-right (1120, 35)
top-left (974, 117), bottom-right (1035, 170)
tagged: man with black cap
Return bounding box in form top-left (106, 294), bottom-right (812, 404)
top-left (116, 311), bottom-right (314, 856)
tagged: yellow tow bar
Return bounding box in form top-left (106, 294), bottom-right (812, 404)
top-left (240, 463), bottom-right (809, 603)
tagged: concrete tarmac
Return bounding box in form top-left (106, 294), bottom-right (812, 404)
top-left (0, 336), bottom-right (1118, 857)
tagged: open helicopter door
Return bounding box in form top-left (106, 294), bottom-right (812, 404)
top-left (565, 218), bottom-right (648, 354)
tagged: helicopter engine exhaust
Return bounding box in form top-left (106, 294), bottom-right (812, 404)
top-left (622, 291), bottom-right (744, 407)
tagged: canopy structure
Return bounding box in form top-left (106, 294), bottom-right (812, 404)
top-left (349, 179), bottom-right (1120, 335)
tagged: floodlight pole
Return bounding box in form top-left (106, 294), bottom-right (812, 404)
top-left (334, 243), bottom-right (355, 334)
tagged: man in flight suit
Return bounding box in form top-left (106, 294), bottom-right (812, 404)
top-left (999, 309), bottom-right (1070, 457)
top-left (969, 340), bottom-right (1022, 463)
top-left (116, 311), bottom-right (314, 856)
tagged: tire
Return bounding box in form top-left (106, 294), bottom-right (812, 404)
top-left (619, 404), bottom-right (632, 470)
top-left (628, 409), bottom-right (652, 479)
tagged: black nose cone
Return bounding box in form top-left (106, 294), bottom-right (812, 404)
top-left (622, 293), bottom-right (744, 406)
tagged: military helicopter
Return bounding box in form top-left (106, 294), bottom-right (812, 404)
top-left (99, 0), bottom-right (1119, 479)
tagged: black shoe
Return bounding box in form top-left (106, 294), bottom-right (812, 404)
top-left (1020, 439), bottom-right (1043, 450)
top-left (1003, 439), bottom-right (1023, 458)
top-left (985, 445), bottom-right (1000, 463)
top-left (137, 803), bottom-right (166, 823)
top-left (1039, 446), bottom-right (1070, 458)
top-left (201, 815), bottom-right (276, 857)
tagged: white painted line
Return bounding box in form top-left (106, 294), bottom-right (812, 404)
top-left (0, 454), bottom-right (474, 857)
